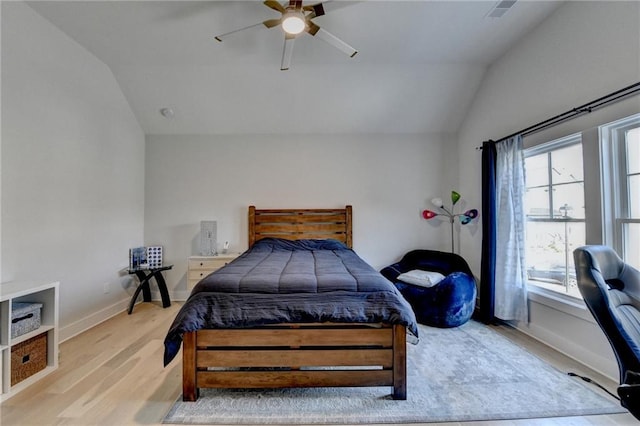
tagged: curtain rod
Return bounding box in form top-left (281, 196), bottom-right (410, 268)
top-left (476, 81), bottom-right (640, 149)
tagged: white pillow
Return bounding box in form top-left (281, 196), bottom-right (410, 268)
top-left (396, 269), bottom-right (446, 288)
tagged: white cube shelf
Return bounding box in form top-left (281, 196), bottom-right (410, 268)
top-left (0, 280), bottom-right (59, 401)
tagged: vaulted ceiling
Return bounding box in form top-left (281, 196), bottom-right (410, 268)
top-left (26, 1), bottom-right (562, 135)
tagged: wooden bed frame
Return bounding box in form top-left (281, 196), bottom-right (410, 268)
top-left (182, 206), bottom-right (407, 401)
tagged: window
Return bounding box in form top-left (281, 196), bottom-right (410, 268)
top-left (601, 114), bottom-right (640, 269)
top-left (524, 134), bottom-right (585, 298)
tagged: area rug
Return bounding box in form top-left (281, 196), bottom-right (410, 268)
top-left (163, 321), bottom-right (624, 424)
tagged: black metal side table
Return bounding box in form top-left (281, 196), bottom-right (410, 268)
top-left (127, 265), bottom-right (173, 314)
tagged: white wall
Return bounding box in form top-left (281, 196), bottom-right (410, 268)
top-left (1, 2), bottom-right (145, 340)
top-left (457, 1), bottom-right (640, 379)
top-left (145, 133), bottom-right (456, 300)
top-left (0, 1), bottom-right (3, 283)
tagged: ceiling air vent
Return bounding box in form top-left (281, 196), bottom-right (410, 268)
top-left (486, 0), bottom-right (517, 18)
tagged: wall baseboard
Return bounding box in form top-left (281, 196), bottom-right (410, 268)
top-left (513, 320), bottom-right (618, 382)
top-left (59, 291), bottom-right (191, 343)
top-left (148, 290), bottom-right (190, 302)
top-left (170, 290), bottom-right (190, 302)
top-left (59, 290), bottom-right (220, 343)
top-left (59, 297), bottom-right (131, 343)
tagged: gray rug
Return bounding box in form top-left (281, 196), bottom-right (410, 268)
top-left (163, 321), bottom-right (624, 424)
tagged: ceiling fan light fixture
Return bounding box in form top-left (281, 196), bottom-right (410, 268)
top-left (281, 12), bottom-right (305, 35)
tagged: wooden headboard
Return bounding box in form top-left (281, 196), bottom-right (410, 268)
top-left (248, 206), bottom-right (352, 248)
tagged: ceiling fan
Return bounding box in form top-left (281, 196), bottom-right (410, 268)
top-left (214, 0), bottom-right (358, 71)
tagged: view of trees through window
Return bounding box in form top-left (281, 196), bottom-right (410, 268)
top-left (621, 126), bottom-right (639, 269)
top-left (522, 115), bottom-right (640, 299)
top-left (524, 138), bottom-right (585, 298)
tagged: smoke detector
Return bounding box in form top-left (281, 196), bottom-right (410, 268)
top-left (160, 107), bottom-right (175, 119)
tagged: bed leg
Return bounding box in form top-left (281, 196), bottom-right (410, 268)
top-left (182, 331), bottom-right (199, 401)
top-left (392, 324), bottom-right (407, 400)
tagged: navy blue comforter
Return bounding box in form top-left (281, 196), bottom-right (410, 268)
top-left (163, 238), bottom-right (418, 365)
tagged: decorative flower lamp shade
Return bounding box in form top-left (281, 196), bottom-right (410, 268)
top-left (422, 191), bottom-right (478, 252)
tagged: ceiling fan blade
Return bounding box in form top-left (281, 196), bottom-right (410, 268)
top-left (302, 2), bottom-right (325, 18)
top-left (214, 22), bottom-right (264, 42)
top-left (263, 0), bottom-right (285, 14)
top-left (306, 20), bottom-right (320, 36)
top-left (263, 18), bottom-right (282, 28)
top-left (306, 1), bottom-right (360, 16)
top-left (281, 34), bottom-right (296, 71)
top-left (290, 0), bottom-right (303, 11)
top-left (312, 27), bottom-right (358, 57)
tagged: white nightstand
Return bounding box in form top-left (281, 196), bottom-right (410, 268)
top-left (187, 254), bottom-right (240, 291)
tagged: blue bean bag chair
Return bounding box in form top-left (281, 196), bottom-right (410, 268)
top-left (380, 250), bottom-right (477, 328)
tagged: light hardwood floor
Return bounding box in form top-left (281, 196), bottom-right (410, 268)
top-left (1, 301), bottom-right (637, 426)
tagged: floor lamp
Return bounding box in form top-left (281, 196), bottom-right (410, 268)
top-left (422, 191), bottom-right (478, 253)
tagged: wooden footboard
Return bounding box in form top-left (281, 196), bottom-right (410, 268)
top-left (182, 323), bottom-right (407, 401)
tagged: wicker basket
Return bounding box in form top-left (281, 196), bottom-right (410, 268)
top-left (11, 333), bottom-right (47, 386)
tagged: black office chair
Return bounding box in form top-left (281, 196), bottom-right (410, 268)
top-left (573, 245), bottom-right (640, 419)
